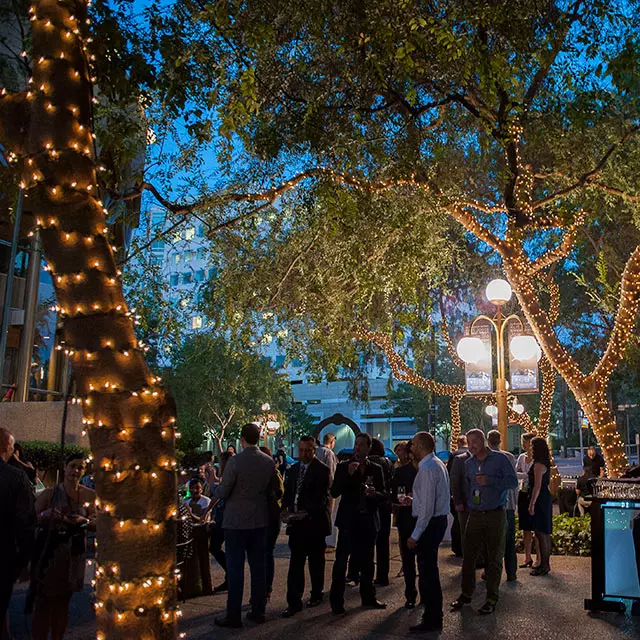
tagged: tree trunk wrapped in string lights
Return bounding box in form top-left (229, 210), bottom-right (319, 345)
top-left (0, 1), bottom-right (179, 638)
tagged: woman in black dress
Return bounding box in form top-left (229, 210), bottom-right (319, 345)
top-left (528, 437), bottom-right (553, 576)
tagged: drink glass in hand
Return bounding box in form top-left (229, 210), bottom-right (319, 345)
top-left (397, 486), bottom-right (406, 505)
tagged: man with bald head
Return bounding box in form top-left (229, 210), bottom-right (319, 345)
top-left (0, 428), bottom-right (35, 632)
top-left (405, 431), bottom-right (450, 633)
top-left (451, 428), bottom-right (518, 615)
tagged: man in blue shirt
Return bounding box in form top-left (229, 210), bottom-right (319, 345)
top-left (451, 428), bottom-right (518, 615)
top-left (406, 431), bottom-right (450, 633)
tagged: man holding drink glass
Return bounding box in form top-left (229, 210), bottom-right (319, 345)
top-left (329, 432), bottom-right (387, 614)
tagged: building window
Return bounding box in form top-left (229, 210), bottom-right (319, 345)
top-left (197, 248), bottom-right (207, 260)
top-left (185, 227), bottom-right (195, 240)
top-left (151, 240), bottom-right (164, 252)
top-left (208, 267), bottom-right (217, 279)
top-left (195, 269), bottom-right (205, 282)
top-left (174, 253), bottom-right (181, 264)
top-left (197, 225), bottom-right (206, 237)
top-left (191, 316), bottom-right (203, 329)
top-left (181, 272), bottom-right (192, 284)
top-left (185, 250), bottom-right (195, 263)
top-left (169, 274), bottom-right (179, 286)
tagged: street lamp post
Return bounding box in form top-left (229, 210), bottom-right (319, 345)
top-left (457, 279), bottom-right (540, 446)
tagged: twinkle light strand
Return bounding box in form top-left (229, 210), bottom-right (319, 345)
top-left (0, 2), bottom-right (181, 638)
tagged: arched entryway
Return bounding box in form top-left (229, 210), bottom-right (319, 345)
top-left (314, 413), bottom-right (361, 452)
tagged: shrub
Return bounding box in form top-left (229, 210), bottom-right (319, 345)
top-left (516, 513), bottom-right (591, 556)
top-left (19, 441), bottom-right (89, 474)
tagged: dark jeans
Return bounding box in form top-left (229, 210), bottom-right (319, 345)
top-left (330, 525), bottom-right (377, 609)
top-left (375, 509), bottom-right (391, 583)
top-left (209, 526), bottom-right (227, 577)
top-left (450, 498), bottom-right (463, 556)
top-left (266, 518), bottom-right (281, 595)
top-left (461, 509), bottom-right (506, 604)
top-left (0, 575), bottom-right (14, 632)
top-left (397, 528), bottom-right (418, 602)
top-left (504, 509), bottom-right (517, 579)
top-left (224, 527), bottom-right (267, 623)
top-left (193, 526), bottom-right (213, 594)
top-left (417, 515), bottom-right (448, 625)
top-left (287, 530), bottom-right (326, 608)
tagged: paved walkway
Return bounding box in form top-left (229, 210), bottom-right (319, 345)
top-left (7, 531), bottom-right (640, 639)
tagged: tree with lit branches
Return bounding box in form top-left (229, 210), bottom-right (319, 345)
top-left (147, 0), bottom-right (640, 477)
top-left (1, 3), bottom-right (639, 636)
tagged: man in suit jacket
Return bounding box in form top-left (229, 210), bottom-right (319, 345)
top-left (329, 432), bottom-right (387, 614)
top-left (213, 423), bottom-right (276, 628)
top-left (450, 445), bottom-right (471, 548)
top-left (281, 436), bottom-right (331, 617)
top-left (0, 428), bottom-right (35, 632)
top-left (447, 435), bottom-right (469, 557)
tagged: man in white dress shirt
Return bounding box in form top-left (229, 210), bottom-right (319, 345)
top-left (406, 431), bottom-right (450, 633)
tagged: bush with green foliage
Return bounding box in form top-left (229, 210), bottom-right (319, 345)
top-left (516, 513), bottom-right (591, 556)
top-left (19, 441), bottom-right (89, 473)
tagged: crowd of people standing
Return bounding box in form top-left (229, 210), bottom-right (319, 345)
top-left (184, 422), bottom-right (556, 633)
top-left (2, 419), bottom-right (560, 637)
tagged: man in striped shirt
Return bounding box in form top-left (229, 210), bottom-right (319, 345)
top-left (406, 431), bottom-right (450, 633)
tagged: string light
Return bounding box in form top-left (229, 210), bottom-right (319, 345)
top-left (0, 2), bottom-right (182, 636)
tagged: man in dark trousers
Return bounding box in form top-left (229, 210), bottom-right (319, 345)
top-left (406, 432), bottom-right (450, 633)
top-left (447, 435), bottom-right (469, 557)
top-left (213, 423), bottom-right (277, 628)
top-left (281, 436), bottom-right (331, 617)
top-left (451, 429), bottom-right (518, 615)
top-left (329, 432), bottom-right (387, 614)
top-left (0, 427), bottom-right (35, 633)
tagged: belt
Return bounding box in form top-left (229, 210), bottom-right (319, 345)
top-left (471, 506), bottom-right (504, 513)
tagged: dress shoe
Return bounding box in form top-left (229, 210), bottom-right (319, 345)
top-left (332, 606), bottom-right (346, 615)
top-left (519, 559), bottom-right (533, 568)
top-left (345, 578), bottom-right (359, 587)
top-left (405, 600), bottom-right (416, 609)
top-left (213, 581), bottom-right (228, 593)
top-left (530, 566), bottom-right (550, 576)
top-left (506, 574), bottom-right (517, 582)
top-left (450, 595), bottom-right (472, 610)
top-left (409, 620), bottom-right (443, 633)
top-left (282, 607), bottom-right (302, 618)
top-left (478, 601), bottom-right (496, 615)
top-left (246, 611), bottom-right (266, 624)
top-left (307, 596), bottom-right (323, 607)
top-left (363, 599), bottom-right (387, 610)
top-left (214, 616), bottom-right (242, 628)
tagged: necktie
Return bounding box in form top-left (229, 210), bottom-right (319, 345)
top-left (294, 464), bottom-right (307, 511)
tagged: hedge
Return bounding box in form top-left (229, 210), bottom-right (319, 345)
top-left (19, 440), bottom-right (90, 474)
top-left (516, 513), bottom-right (591, 556)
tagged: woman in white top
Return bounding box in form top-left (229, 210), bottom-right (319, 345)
top-left (516, 433), bottom-right (539, 568)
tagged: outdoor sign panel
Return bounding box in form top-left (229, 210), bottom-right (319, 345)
top-left (507, 319), bottom-right (539, 393)
top-left (464, 319), bottom-right (493, 394)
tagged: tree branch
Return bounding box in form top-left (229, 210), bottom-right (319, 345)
top-left (522, 0), bottom-right (585, 110)
top-left (532, 123), bottom-right (640, 210)
top-left (529, 210), bottom-right (585, 273)
top-left (591, 244), bottom-right (640, 382)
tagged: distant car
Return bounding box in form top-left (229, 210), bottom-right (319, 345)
top-left (336, 447), bottom-right (398, 463)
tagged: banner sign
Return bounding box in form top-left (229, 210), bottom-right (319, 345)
top-left (507, 319), bottom-right (539, 393)
top-left (464, 319), bottom-right (493, 394)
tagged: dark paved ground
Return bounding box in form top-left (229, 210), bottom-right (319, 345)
top-left (7, 530), bottom-right (640, 639)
